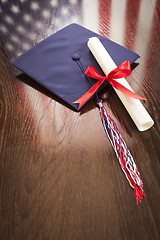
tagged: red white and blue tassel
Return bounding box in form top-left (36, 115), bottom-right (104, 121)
top-left (97, 99), bottom-right (146, 204)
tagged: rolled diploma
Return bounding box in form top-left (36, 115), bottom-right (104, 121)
top-left (88, 37), bottom-right (154, 131)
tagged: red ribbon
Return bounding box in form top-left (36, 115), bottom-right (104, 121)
top-left (73, 60), bottom-right (147, 109)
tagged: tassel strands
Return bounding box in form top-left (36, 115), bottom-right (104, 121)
top-left (97, 100), bottom-right (146, 204)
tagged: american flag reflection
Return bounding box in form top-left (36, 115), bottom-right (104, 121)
top-left (0, 0), bottom-right (82, 61)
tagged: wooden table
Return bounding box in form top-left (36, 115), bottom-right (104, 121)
top-left (0, 0), bottom-right (160, 239)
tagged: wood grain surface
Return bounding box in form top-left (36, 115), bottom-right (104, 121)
top-left (0, 0), bottom-right (160, 239)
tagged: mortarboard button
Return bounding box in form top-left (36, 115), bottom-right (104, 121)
top-left (72, 53), bottom-right (80, 61)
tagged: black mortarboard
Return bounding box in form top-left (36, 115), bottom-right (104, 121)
top-left (12, 23), bottom-right (139, 111)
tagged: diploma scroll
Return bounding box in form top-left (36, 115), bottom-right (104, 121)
top-left (88, 37), bottom-right (154, 131)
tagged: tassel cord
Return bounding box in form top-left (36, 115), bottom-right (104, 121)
top-left (97, 100), bottom-right (146, 204)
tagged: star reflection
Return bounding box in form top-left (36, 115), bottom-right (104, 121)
top-left (0, 0), bottom-right (82, 62)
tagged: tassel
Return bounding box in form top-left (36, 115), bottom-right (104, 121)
top-left (97, 100), bottom-right (146, 204)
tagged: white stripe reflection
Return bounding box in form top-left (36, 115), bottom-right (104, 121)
top-left (110, 0), bottom-right (127, 45)
top-left (82, 0), bottom-right (98, 33)
top-left (134, 0), bottom-right (156, 89)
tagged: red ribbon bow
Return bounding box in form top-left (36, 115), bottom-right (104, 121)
top-left (73, 60), bottom-right (147, 109)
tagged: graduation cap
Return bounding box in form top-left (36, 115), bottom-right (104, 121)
top-left (12, 23), bottom-right (146, 204)
top-left (13, 23), bottom-right (139, 111)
